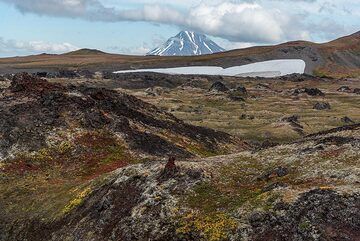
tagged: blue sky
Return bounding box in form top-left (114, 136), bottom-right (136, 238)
top-left (0, 0), bottom-right (359, 57)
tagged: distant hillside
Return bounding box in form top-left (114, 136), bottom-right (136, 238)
top-left (64, 48), bottom-right (107, 56)
top-left (0, 31), bottom-right (359, 77)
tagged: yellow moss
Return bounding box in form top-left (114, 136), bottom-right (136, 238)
top-left (34, 148), bottom-right (53, 161)
top-left (177, 211), bottom-right (237, 241)
top-left (57, 141), bottom-right (73, 154)
top-left (62, 187), bottom-right (91, 214)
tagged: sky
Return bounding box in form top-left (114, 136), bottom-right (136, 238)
top-left (0, 0), bottom-right (359, 57)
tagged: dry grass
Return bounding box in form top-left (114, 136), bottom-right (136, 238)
top-left (125, 78), bottom-right (360, 144)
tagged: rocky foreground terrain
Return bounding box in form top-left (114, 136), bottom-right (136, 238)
top-left (0, 73), bottom-right (359, 241)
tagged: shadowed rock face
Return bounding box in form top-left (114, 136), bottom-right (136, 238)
top-left (0, 73), bottom-right (241, 160)
top-left (250, 189), bottom-right (360, 241)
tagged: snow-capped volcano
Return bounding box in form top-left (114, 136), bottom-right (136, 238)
top-left (147, 31), bottom-right (225, 56)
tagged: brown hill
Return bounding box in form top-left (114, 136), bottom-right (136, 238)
top-left (0, 31), bottom-right (359, 77)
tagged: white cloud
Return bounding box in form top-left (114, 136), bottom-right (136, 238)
top-left (0, 0), bottom-right (303, 43)
top-left (186, 2), bottom-right (286, 43)
top-left (1, 0), bottom-right (359, 45)
top-left (0, 37), bottom-right (79, 56)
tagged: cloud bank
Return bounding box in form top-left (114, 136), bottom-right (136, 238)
top-left (0, 37), bottom-right (79, 56)
top-left (0, 0), bottom-right (308, 43)
top-left (1, 0), bottom-right (358, 54)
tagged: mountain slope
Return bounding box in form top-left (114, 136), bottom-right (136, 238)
top-left (0, 31), bottom-right (359, 77)
top-left (148, 31), bottom-right (225, 56)
top-left (315, 30), bottom-right (360, 76)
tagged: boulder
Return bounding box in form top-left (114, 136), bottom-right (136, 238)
top-left (209, 81), bottom-right (229, 92)
top-left (34, 72), bottom-right (48, 78)
top-left (337, 86), bottom-right (351, 92)
top-left (281, 115), bottom-right (300, 123)
top-left (341, 116), bottom-right (355, 124)
top-left (293, 88), bottom-right (324, 96)
top-left (235, 86), bottom-right (247, 95)
top-left (257, 166), bottom-right (289, 181)
top-left (313, 102), bottom-right (331, 110)
top-left (240, 114), bottom-right (255, 120)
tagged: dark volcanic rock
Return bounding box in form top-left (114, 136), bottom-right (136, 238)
top-left (228, 86), bottom-right (248, 101)
top-left (279, 73), bottom-right (321, 82)
top-left (1, 162), bottom-right (207, 241)
top-left (337, 86), bottom-right (351, 92)
top-left (0, 73), bottom-right (239, 159)
top-left (209, 81), bottom-right (229, 92)
top-left (281, 115), bottom-right (304, 134)
top-left (313, 102), bottom-right (331, 110)
top-left (235, 86), bottom-right (247, 95)
top-left (341, 116), bottom-right (355, 124)
top-left (354, 88), bottom-right (360, 95)
top-left (257, 166), bottom-right (289, 182)
top-left (240, 114), bottom-right (255, 120)
top-left (34, 72), bottom-right (48, 78)
top-left (281, 115), bottom-right (299, 123)
top-left (305, 123), bottom-right (360, 138)
top-left (293, 88), bottom-right (324, 96)
top-left (250, 189), bottom-right (360, 241)
top-left (58, 69), bottom-right (80, 78)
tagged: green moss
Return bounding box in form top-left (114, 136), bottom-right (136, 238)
top-left (101, 146), bottom-right (127, 164)
top-left (186, 157), bottom-right (266, 214)
top-left (250, 192), bottom-right (281, 211)
top-left (187, 144), bottom-right (220, 158)
top-left (313, 68), bottom-right (331, 78)
top-left (298, 218), bottom-right (312, 231)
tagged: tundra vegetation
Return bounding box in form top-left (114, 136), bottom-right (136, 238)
top-left (0, 72), bottom-right (359, 241)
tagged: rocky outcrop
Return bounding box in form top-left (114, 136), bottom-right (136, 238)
top-left (0, 73), bottom-right (242, 160)
top-left (280, 115), bottom-right (304, 135)
top-left (337, 86), bottom-right (351, 92)
top-left (0, 162), bottom-right (208, 241)
top-left (313, 102), bottom-right (331, 110)
top-left (293, 88), bottom-right (324, 96)
top-left (249, 189), bottom-right (360, 241)
top-left (341, 116), bottom-right (355, 124)
top-left (209, 81), bottom-right (229, 92)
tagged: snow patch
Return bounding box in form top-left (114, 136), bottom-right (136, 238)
top-left (114, 59), bottom-right (306, 78)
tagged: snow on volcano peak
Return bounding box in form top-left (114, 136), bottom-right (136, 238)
top-left (147, 31), bottom-right (225, 56)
